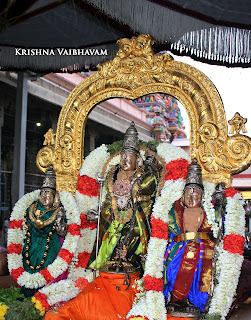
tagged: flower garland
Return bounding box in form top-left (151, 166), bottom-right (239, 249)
top-left (7, 189), bottom-right (80, 290)
top-left (33, 145), bottom-right (122, 314)
top-left (128, 143), bottom-right (190, 320)
top-left (72, 145), bottom-right (110, 286)
top-left (72, 144), bottom-right (151, 286)
top-left (33, 279), bottom-right (82, 315)
top-left (202, 181), bottom-right (217, 237)
top-left (208, 189), bottom-right (245, 319)
top-left (128, 147), bottom-right (245, 320)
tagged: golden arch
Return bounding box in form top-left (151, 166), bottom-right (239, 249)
top-left (36, 34), bottom-right (251, 193)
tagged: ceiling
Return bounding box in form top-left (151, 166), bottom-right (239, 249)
top-left (0, 0), bottom-right (250, 72)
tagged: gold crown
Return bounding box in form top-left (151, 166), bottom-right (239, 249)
top-left (122, 122), bottom-right (139, 155)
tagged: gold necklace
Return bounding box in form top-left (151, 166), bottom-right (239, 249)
top-left (29, 201), bottom-right (60, 229)
top-left (107, 166), bottom-right (143, 224)
top-left (24, 211), bottom-right (56, 270)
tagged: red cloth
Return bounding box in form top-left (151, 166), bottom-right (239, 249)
top-left (45, 272), bottom-right (140, 320)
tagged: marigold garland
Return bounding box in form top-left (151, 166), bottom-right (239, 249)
top-left (11, 267), bottom-right (24, 282)
top-left (207, 188), bottom-right (245, 318)
top-left (58, 249), bottom-right (74, 265)
top-left (68, 223), bottom-right (81, 236)
top-left (0, 303), bottom-right (8, 320)
top-left (223, 234), bottom-right (245, 255)
top-left (75, 252), bottom-right (91, 268)
top-left (40, 268), bottom-right (54, 284)
top-left (31, 296), bottom-right (45, 316)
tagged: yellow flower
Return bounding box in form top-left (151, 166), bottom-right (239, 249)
top-left (0, 303), bottom-right (8, 320)
top-left (31, 297), bottom-right (45, 316)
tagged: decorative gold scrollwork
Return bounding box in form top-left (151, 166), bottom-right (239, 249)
top-left (226, 135), bottom-right (251, 173)
top-left (58, 134), bottom-right (76, 173)
top-left (36, 34), bottom-right (251, 193)
top-left (198, 120), bottom-right (251, 178)
top-left (43, 128), bottom-right (56, 146)
top-left (36, 128), bottom-right (56, 173)
top-left (228, 112), bottom-right (248, 134)
top-left (36, 145), bottom-right (55, 173)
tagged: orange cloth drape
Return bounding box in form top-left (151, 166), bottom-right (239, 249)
top-left (166, 316), bottom-right (191, 320)
top-left (45, 271), bottom-right (140, 320)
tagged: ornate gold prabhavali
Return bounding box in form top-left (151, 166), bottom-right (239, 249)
top-left (36, 34), bottom-right (251, 194)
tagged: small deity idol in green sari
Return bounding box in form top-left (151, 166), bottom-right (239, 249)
top-left (21, 166), bottom-right (67, 297)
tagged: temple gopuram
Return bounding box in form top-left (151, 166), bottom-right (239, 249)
top-left (133, 93), bottom-right (187, 142)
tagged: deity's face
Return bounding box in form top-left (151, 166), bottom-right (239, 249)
top-left (121, 152), bottom-right (137, 171)
top-left (40, 189), bottom-right (54, 208)
top-left (184, 187), bottom-right (202, 208)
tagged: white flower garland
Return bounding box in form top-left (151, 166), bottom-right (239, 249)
top-left (79, 144), bottom-right (110, 179)
top-left (157, 142), bottom-right (190, 164)
top-left (208, 192), bottom-right (245, 319)
top-left (128, 144), bottom-right (189, 320)
top-left (39, 279), bottom-right (81, 307)
top-left (46, 144), bottom-right (154, 310)
top-left (73, 145), bottom-right (149, 286)
top-left (224, 193), bottom-right (245, 237)
top-left (7, 190), bottom-right (80, 290)
top-left (203, 181), bottom-right (218, 237)
top-left (129, 169), bottom-right (245, 320)
top-left (128, 144), bottom-right (244, 320)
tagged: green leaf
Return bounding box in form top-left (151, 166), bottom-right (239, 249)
top-left (0, 287), bottom-right (24, 303)
top-left (5, 298), bottom-right (44, 320)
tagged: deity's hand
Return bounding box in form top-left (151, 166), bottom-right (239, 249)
top-left (86, 209), bottom-right (99, 222)
top-left (55, 207), bottom-right (68, 237)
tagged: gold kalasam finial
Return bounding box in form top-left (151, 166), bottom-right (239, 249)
top-left (228, 112), bottom-right (248, 134)
top-left (43, 128), bottom-right (56, 146)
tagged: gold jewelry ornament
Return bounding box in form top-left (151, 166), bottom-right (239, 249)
top-left (107, 165), bottom-right (143, 224)
top-left (29, 201), bottom-right (60, 229)
top-left (24, 210), bottom-right (56, 270)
